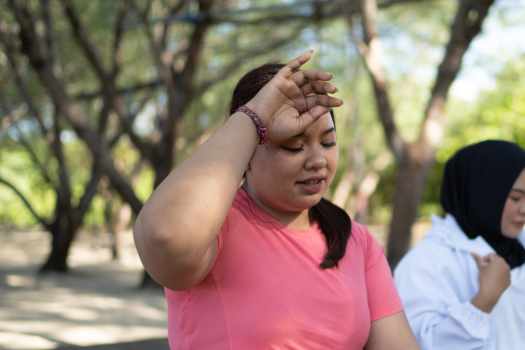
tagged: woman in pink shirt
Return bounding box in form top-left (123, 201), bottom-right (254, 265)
top-left (134, 50), bottom-right (419, 350)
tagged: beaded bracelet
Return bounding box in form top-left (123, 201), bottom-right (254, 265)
top-left (236, 105), bottom-right (268, 144)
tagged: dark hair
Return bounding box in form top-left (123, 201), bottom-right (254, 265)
top-left (230, 63), bottom-right (352, 269)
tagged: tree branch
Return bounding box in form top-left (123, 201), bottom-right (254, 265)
top-left (137, 0), bottom-right (421, 27)
top-left (160, 0), bottom-right (189, 48)
top-left (352, 0), bottom-right (405, 160)
top-left (8, 1), bottom-right (144, 215)
top-left (0, 175), bottom-right (49, 227)
top-left (75, 162), bottom-right (103, 222)
top-left (418, 0), bottom-right (495, 147)
top-left (12, 117), bottom-right (56, 187)
top-left (179, 0), bottom-right (214, 90)
top-left (51, 111), bottom-right (73, 207)
top-left (110, 2), bottom-right (129, 77)
top-left (0, 28), bottom-right (49, 136)
top-left (195, 25), bottom-right (306, 97)
top-left (128, 0), bottom-right (172, 89)
top-left (40, 0), bottom-right (55, 66)
top-left (59, 0), bottom-right (108, 81)
top-left (74, 79), bottom-right (162, 100)
top-left (60, 0), bottom-right (151, 169)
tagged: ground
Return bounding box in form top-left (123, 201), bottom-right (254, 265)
top-left (0, 229), bottom-right (168, 350)
top-left (0, 222), bottom-right (429, 350)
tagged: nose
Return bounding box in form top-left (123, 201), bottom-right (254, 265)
top-left (519, 200), bottom-right (525, 214)
top-left (305, 148), bottom-right (327, 170)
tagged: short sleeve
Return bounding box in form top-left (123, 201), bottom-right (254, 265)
top-left (206, 206), bottom-right (233, 274)
top-left (364, 229), bottom-right (403, 321)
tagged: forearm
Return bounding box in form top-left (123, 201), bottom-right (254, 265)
top-left (365, 312), bottom-right (420, 350)
top-left (471, 292), bottom-right (497, 313)
top-left (135, 113), bottom-right (257, 264)
top-left (414, 302), bottom-right (490, 350)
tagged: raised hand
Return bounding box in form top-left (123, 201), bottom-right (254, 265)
top-left (245, 50), bottom-right (343, 143)
top-left (471, 252), bottom-right (511, 313)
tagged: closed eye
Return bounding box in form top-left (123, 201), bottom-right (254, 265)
top-left (322, 141), bottom-right (336, 148)
top-left (281, 145), bottom-right (304, 153)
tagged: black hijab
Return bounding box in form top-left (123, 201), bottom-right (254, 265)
top-left (440, 140), bottom-right (525, 269)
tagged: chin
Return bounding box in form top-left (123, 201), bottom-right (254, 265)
top-left (502, 227), bottom-right (523, 239)
top-left (297, 196), bottom-right (324, 210)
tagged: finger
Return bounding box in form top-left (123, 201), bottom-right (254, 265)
top-left (487, 253), bottom-right (499, 260)
top-left (290, 69), bottom-right (333, 88)
top-left (302, 81), bottom-right (338, 96)
top-left (297, 106), bottom-right (331, 128)
top-left (303, 94), bottom-right (343, 110)
top-left (278, 50), bottom-right (314, 79)
top-left (301, 69), bottom-right (333, 82)
top-left (278, 79), bottom-right (309, 112)
top-left (471, 252), bottom-right (486, 268)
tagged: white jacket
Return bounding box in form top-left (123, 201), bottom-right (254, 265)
top-left (394, 215), bottom-right (525, 350)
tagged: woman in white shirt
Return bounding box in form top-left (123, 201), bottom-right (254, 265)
top-left (394, 140), bottom-right (525, 350)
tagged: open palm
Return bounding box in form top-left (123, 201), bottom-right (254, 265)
top-left (246, 51), bottom-right (343, 143)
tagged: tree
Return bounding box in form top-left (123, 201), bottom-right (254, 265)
top-left (350, 0), bottom-right (496, 267)
top-left (1, 0), bottom-right (308, 286)
top-left (0, 62), bottom-right (103, 272)
top-left (0, 0), bottom-right (135, 271)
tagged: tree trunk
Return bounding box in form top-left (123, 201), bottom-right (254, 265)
top-left (104, 200), bottom-right (118, 260)
top-left (140, 139), bottom-right (177, 289)
top-left (386, 146), bottom-right (434, 268)
top-left (353, 171), bottom-right (380, 224)
top-left (40, 220), bottom-right (76, 273)
top-left (332, 171), bottom-right (354, 208)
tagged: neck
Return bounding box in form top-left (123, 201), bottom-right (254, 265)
top-left (242, 182), bottom-right (311, 230)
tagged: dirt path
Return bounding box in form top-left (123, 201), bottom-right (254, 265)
top-left (0, 230), bottom-right (168, 350)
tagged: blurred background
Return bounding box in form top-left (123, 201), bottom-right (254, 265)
top-left (1, 0), bottom-right (524, 349)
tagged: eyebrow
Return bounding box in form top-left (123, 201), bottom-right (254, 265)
top-left (511, 188), bottom-right (525, 195)
top-left (291, 127), bottom-right (336, 139)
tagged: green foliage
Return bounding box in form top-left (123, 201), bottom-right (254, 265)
top-left (0, 139), bottom-right (54, 226)
top-left (420, 55), bottom-right (525, 217)
top-left (2, 0), bottom-right (524, 231)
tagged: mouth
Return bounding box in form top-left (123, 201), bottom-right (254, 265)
top-left (296, 177), bottom-right (326, 194)
top-left (297, 178), bottom-right (324, 185)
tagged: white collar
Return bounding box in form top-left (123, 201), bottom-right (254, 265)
top-left (426, 214), bottom-right (494, 255)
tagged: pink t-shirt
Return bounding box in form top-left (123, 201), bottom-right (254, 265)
top-left (166, 189), bottom-right (402, 349)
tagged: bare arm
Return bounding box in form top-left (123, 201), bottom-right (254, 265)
top-left (365, 312), bottom-right (420, 350)
top-left (134, 113), bottom-right (259, 290)
top-left (133, 51), bottom-right (342, 290)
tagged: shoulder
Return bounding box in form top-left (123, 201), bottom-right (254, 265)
top-left (345, 222), bottom-right (389, 271)
top-left (396, 235), bottom-right (458, 274)
top-left (349, 221), bottom-right (378, 246)
top-left (348, 221), bottom-right (385, 256)
top-left (394, 234), bottom-right (473, 295)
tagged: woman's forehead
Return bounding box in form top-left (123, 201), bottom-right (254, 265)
top-left (303, 113), bottom-right (335, 135)
top-left (512, 169), bottom-right (525, 191)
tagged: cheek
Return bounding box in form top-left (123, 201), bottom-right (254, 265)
top-left (501, 200), bottom-right (519, 236)
top-left (252, 153), bottom-right (300, 185)
top-left (327, 150), bottom-right (339, 178)
top-left (504, 200), bottom-right (516, 217)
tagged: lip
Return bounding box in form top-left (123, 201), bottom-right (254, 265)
top-left (297, 175), bottom-right (326, 183)
top-left (296, 177), bottom-right (326, 195)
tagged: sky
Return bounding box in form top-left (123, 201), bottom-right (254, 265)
top-left (441, 0), bottom-right (525, 101)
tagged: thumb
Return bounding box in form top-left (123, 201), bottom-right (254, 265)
top-left (471, 252), bottom-right (488, 268)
